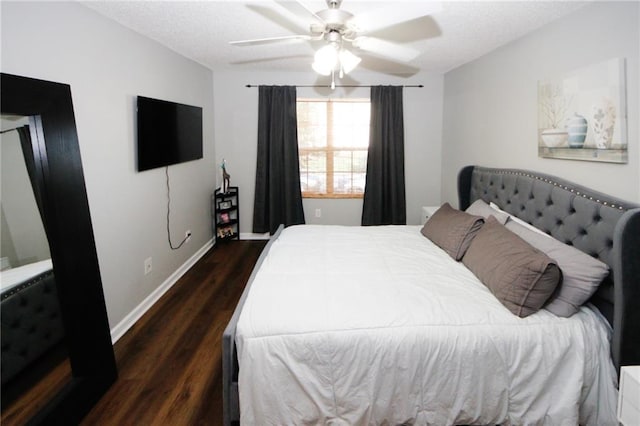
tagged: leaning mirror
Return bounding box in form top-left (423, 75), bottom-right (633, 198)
top-left (0, 73), bottom-right (116, 424)
top-left (1, 114), bottom-right (72, 423)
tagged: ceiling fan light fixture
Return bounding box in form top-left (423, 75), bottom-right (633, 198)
top-left (339, 49), bottom-right (361, 74)
top-left (232, 0), bottom-right (440, 81)
top-left (312, 60), bottom-right (332, 76)
top-left (312, 43), bottom-right (361, 77)
top-left (313, 44), bottom-right (339, 74)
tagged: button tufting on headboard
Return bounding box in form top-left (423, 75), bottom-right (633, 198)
top-left (466, 167), bottom-right (633, 274)
top-left (1, 270), bottom-right (65, 386)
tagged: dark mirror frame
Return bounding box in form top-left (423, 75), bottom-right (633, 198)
top-left (1, 73), bottom-right (117, 424)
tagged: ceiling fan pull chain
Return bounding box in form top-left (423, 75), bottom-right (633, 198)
top-left (331, 70), bottom-right (336, 90)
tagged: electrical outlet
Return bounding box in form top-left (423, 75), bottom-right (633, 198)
top-left (144, 257), bottom-right (152, 275)
top-left (185, 230), bottom-right (192, 242)
top-left (315, 208), bottom-right (322, 218)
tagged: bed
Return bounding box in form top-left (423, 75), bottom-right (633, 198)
top-left (1, 259), bottom-right (65, 389)
top-left (222, 165), bottom-right (640, 425)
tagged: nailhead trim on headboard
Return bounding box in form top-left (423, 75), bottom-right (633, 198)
top-left (483, 169), bottom-right (630, 211)
top-left (1, 270), bottom-right (55, 301)
top-left (468, 167), bottom-right (640, 272)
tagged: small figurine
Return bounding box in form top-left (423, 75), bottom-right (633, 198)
top-left (221, 159), bottom-right (231, 193)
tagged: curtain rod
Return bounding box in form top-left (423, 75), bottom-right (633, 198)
top-left (245, 84), bottom-right (423, 88)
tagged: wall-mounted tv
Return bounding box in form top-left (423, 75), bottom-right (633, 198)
top-left (136, 96), bottom-right (203, 172)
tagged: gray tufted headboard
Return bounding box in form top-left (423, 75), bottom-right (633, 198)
top-left (458, 165), bottom-right (640, 375)
top-left (1, 270), bottom-right (65, 386)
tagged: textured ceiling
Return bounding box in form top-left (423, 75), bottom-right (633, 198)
top-left (82, 1), bottom-right (588, 75)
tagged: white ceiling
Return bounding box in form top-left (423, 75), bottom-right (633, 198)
top-left (82, 0), bottom-right (588, 75)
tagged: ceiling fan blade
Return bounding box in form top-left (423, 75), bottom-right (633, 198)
top-left (274, 0), bottom-right (325, 27)
top-left (230, 34), bottom-right (313, 46)
top-left (349, 2), bottom-right (442, 34)
top-left (246, 4), bottom-right (309, 35)
top-left (230, 54), bottom-right (312, 66)
top-left (351, 37), bottom-right (421, 63)
top-left (291, 0), bottom-right (326, 24)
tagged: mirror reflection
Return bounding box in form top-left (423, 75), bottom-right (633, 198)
top-left (1, 115), bottom-right (71, 423)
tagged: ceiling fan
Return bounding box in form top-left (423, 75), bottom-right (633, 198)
top-left (230, 0), bottom-right (442, 86)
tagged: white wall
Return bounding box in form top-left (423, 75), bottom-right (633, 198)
top-left (1, 2), bottom-right (215, 330)
top-left (442, 1), bottom-right (639, 206)
top-left (1, 117), bottom-right (51, 267)
top-left (213, 70), bottom-right (443, 233)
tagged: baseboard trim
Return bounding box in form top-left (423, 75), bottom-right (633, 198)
top-left (110, 238), bottom-right (215, 343)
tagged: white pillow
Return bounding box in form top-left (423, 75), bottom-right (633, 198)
top-left (489, 201), bottom-right (550, 238)
top-left (466, 199), bottom-right (509, 225)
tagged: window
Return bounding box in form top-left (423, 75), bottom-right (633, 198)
top-left (297, 99), bottom-right (370, 198)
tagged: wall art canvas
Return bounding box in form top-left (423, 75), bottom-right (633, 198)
top-left (538, 58), bottom-right (627, 163)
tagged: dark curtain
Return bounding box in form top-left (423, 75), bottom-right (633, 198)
top-left (253, 86), bottom-right (305, 234)
top-left (17, 125), bottom-right (46, 224)
top-left (361, 86), bottom-right (406, 225)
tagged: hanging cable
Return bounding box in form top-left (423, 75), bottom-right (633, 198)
top-left (165, 166), bottom-right (189, 250)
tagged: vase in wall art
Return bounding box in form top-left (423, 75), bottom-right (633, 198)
top-left (538, 79), bottom-right (571, 148)
top-left (592, 98), bottom-right (616, 149)
top-left (566, 113), bottom-right (587, 148)
top-left (541, 128), bottom-right (569, 148)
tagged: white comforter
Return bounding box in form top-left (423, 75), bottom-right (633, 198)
top-left (236, 225), bottom-right (618, 425)
top-left (0, 259), bottom-right (53, 292)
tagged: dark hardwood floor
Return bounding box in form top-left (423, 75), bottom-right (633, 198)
top-left (1, 357), bottom-right (72, 425)
top-left (81, 240), bottom-right (266, 425)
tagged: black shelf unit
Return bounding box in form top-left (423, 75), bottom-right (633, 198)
top-left (213, 186), bottom-right (239, 241)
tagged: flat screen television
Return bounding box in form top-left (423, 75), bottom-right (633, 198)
top-left (136, 96), bottom-right (203, 172)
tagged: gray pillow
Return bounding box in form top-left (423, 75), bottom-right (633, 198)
top-left (462, 216), bottom-right (562, 318)
top-left (505, 221), bottom-right (610, 317)
top-left (420, 203), bottom-right (484, 261)
top-left (466, 199), bottom-right (510, 225)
